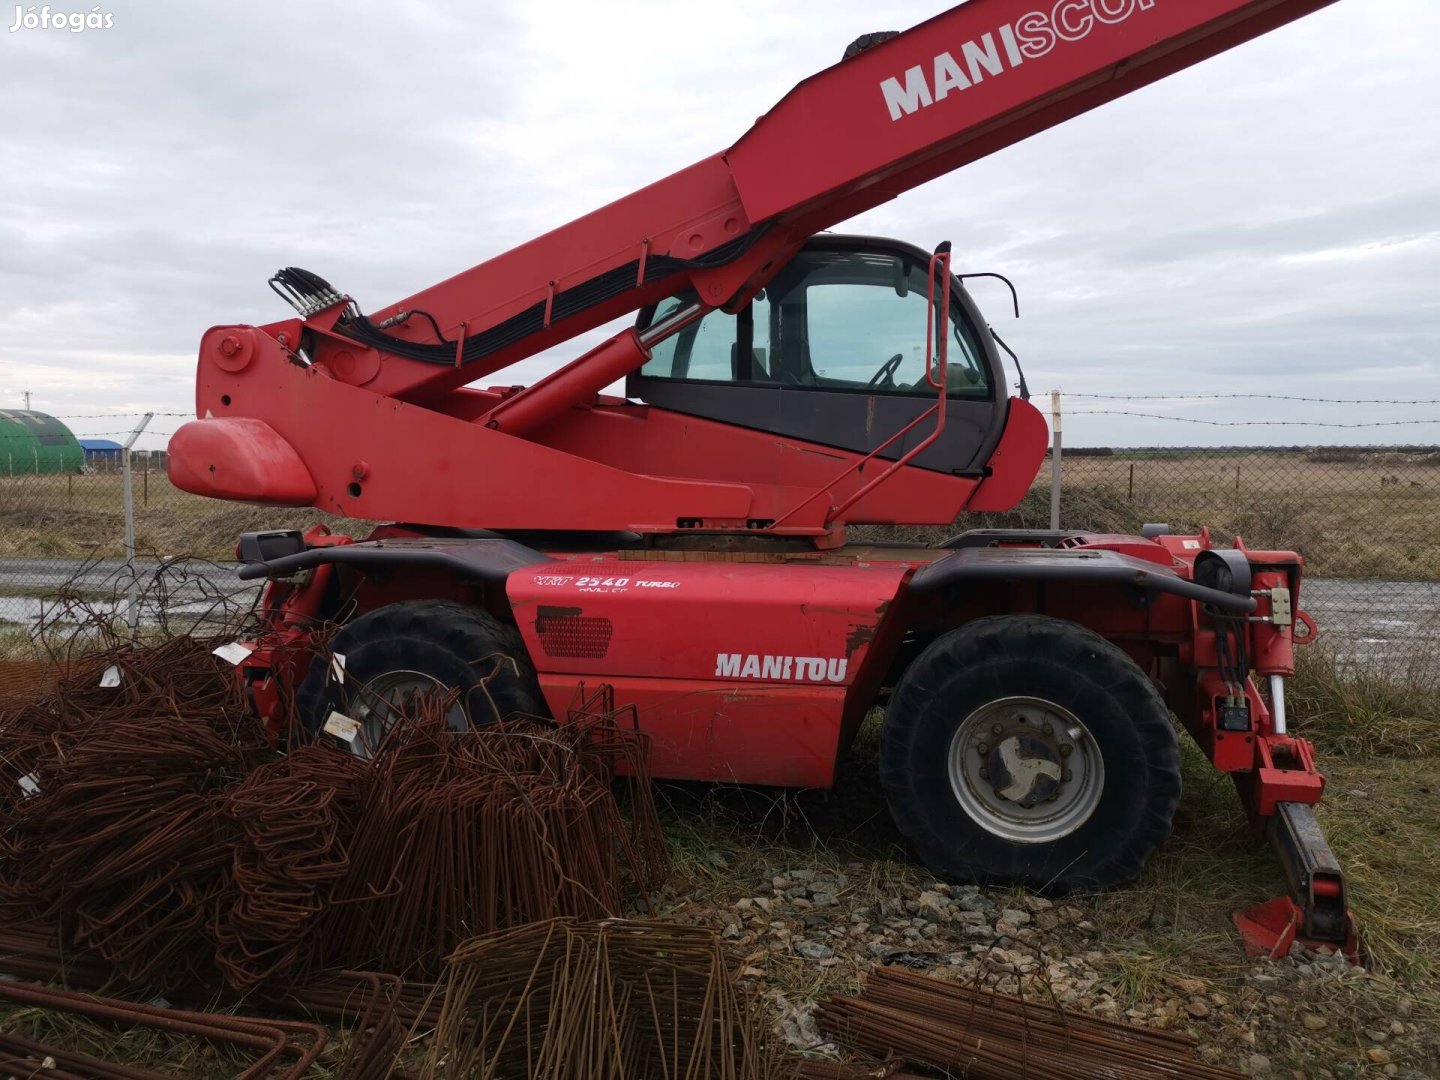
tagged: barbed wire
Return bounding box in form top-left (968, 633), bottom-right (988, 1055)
top-left (26, 395), bottom-right (1440, 409)
top-left (1062, 393), bottom-right (1440, 405)
top-left (1068, 409), bottom-right (1440, 428)
top-left (0, 411), bottom-right (191, 420)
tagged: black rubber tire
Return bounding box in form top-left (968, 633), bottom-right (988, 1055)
top-left (879, 614), bottom-right (1181, 893)
top-left (295, 600), bottom-right (546, 746)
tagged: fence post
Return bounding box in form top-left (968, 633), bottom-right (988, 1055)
top-left (122, 413), bottom-right (154, 637)
top-left (1049, 390), bottom-right (1062, 531)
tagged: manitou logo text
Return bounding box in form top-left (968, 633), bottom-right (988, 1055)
top-left (715, 653), bottom-right (848, 683)
top-left (879, 0), bottom-right (1157, 122)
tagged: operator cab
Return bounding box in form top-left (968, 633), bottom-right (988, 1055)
top-left (629, 235), bottom-right (1009, 475)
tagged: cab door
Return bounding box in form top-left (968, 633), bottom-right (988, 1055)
top-left (626, 236), bottom-right (1008, 476)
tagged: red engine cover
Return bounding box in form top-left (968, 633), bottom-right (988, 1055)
top-left (507, 556), bottom-right (909, 787)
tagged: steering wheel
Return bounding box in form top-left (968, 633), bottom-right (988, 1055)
top-left (867, 352), bottom-right (905, 390)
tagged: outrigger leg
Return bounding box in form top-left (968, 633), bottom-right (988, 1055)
top-left (1235, 800), bottom-right (1359, 961)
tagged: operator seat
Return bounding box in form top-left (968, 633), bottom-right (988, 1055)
top-left (900, 363), bottom-right (982, 395)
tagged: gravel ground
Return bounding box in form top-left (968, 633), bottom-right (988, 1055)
top-left (655, 859), bottom-right (1437, 1078)
top-left (647, 721), bottom-right (1440, 1079)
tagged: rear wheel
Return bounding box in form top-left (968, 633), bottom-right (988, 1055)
top-left (295, 599), bottom-right (546, 757)
top-left (879, 614), bottom-right (1180, 893)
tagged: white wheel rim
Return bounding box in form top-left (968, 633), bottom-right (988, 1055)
top-left (345, 669), bottom-right (467, 758)
top-left (946, 695), bottom-right (1104, 844)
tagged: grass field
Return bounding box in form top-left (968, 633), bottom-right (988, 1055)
top-left (857, 447), bottom-right (1440, 581)
top-left (1058, 448), bottom-right (1440, 580)
top-left (3, 448), bottom-right (1439, 578)
top-left (0, 471), bottom-right (365, 562)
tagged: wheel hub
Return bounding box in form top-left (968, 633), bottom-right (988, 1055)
top-left (983, 732), bottom-right (1063, 807)
top-left (345, 669), bottom-right (468, 758)
top-left (947, 696), bottom-right (1103, 844)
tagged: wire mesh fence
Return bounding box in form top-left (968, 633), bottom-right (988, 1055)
top-left (0, 412), bottom-right (345, 647)
top-left (1, 406), bottom-right (1436, 680)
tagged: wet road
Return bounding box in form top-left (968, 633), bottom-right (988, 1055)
top-left (0, 557), bottom-right (257, 628)
top-left (1299, 577), bottom-right (1440, 674)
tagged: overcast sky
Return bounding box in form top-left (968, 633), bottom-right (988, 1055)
top-left (1, 0), bottom-right (1437, 450)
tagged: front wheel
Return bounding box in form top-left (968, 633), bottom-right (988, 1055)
top-left (879, 615), bottom-right (1180, 893)
top-left (294, 599), bottom-right (547, 757)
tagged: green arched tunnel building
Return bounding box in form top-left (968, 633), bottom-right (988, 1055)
top-left (0, 410), bottom-right (84, 475)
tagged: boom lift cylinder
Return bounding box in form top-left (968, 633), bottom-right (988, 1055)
top-left (481, 304), bottom-right (706, 436)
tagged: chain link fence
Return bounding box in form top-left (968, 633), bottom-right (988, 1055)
top-left (0, 412), bottom-right (350, 648)
top-left (1043, 445), bottom-right (1440, 677)
top-left (1, 406), bottom-right (1437, 676)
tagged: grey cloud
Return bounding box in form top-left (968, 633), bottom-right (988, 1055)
top-left (1, 0), bottom-right (1438, 451)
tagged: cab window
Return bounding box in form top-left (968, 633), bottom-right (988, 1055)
top-left (639, 249), bottom-right (990, 398)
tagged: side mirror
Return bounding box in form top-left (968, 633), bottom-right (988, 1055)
top-left (892, 259), bottom-right (909, 298)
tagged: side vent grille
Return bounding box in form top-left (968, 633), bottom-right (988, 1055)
top-left (535, 614), bottom-right (614, 659)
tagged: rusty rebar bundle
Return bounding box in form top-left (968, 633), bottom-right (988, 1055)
top-left (3, 632), bottom-right (670, 1003)
top-left (420, 918), bottom-right (791, 1080)
top-left (216, 744), bottom-right (371, 989)
top-left (321, 695), bottom-right (670, 978)
top-left (819, 967), bottom-right (1249, 1080)
top-left (0, 636), bottom-right (274, 989)
top-left (0, 923), bottom-right (426, 1080)
top-left (279, 967), bottom-right (445, 1032)
top-left (0, 659), bottom-right (57, 712)
top-left (0, 978), bottom-right (328, 1080)
top-left (0, 919), bottom-right (114, 988)
top-left (276, 969), bottom-right (411, 1080)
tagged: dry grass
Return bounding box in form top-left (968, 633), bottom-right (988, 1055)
top-left (0, 472), bottom-right (364, 561)
top-left (1060, 450), bottom-right (1440, 579)
top-left (847, 448), bottom-right (1440, 579)
top-left (1319, 758), bottom-right (1440, 989)
top-left (1289, 643), bottom-right (1440, 759)
top-left (4, 448), bottom-right (1439, 578)
top-left (0, 627), bottom-right (36, 659)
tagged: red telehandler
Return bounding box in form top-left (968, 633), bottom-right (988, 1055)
top-left (171, 0), bottom-right (1356, 957)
